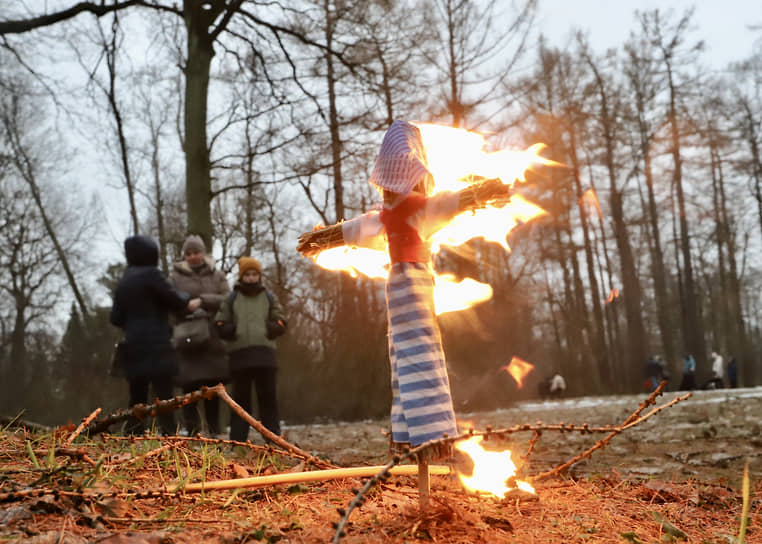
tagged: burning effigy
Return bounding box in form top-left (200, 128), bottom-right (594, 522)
top-left (297, 121), bottom-right (552, 452)
top-left (296, 120), bottom-right (556, 509)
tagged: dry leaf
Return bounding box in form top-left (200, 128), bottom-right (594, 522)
top-left (231, 463), bottom-right (249, 479)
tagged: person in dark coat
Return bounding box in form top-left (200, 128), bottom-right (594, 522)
top-left (110, 235), bottom-right (200, 435)
top-left (645, 355), bottom-right (667, 392)
top-left (215, 257), bottom-right (287, 441)
top-left (169, 235), bottom-right (230, 436)
top-left (727, 357), bottom-right (738, 388)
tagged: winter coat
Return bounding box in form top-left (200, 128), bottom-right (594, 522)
top-left (214, 283), bottom-right (287, 371)
top-left (169, 256), bottom-right (230, 385)
top-left (711, 353), bottom-right (724, 379)
top-left (110, 235), bottom-right (190, 380)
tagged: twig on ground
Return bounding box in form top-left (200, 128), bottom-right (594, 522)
top-left (214, 385), bottom-right (335, 470)
top-left (63, 407), bottom-right (101, 447)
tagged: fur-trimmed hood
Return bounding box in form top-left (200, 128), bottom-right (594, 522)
top-left (172, 255), bottom-right (217, 276)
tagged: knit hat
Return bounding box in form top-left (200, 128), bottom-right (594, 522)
top-left (368, 120), bottom-right (432, 196)
top-left (238, 257), bottom-right (262, 279)
top-left (182, 235), bottom-right (206, 255)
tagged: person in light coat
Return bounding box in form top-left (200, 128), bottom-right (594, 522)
top-left (169, 235), bottom-right (230, 436)
top-left (708, 351), bottom-right (724, 389)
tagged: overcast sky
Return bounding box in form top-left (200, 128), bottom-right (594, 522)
top-left (536, 0), bottom-right (761, 69)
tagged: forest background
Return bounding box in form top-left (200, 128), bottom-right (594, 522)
top-left (1, 1), bottom-right (761, 427)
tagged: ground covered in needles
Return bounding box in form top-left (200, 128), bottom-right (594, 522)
top-left (1, 387), bottom-right (760, 543)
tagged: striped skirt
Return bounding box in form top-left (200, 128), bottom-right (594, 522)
top-left (386, 262), bottom-right (458, 446)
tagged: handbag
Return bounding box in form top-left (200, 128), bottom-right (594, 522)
top-left (110, 340), bottom-right (128, 377)
top-left (172, 313), bottom-right (211, 351)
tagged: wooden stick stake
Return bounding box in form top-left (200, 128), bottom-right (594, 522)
top-left (172, 464), bottom-right (451, 493)
top-left (418, 459), bottom-right (430, 509)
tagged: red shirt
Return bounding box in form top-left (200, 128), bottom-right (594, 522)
top-left (379, 194), bottom-right (429, 264)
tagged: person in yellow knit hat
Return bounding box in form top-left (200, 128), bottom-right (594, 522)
top-left (215, 257), bottom-right (287, 441)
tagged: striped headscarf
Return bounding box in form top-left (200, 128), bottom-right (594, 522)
top-left (369, 120), bottom-right (432, 196)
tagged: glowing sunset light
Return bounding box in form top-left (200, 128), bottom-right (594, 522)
top-left (502, 356), bottom-right (534, 388)
top-left (455, 435), bottom-right (535, 497)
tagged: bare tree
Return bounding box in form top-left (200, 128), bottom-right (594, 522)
top-left (1, 1), bottom-right (355, 248)
top-left (421, 0), bottom-right (537, 128)
top-left (1, 76), bottom-right (89, 318)
top-left (579, 44), bottom-right (648, 388)
top-left (638, 7), bottom-right (708, 373)
top-left (622, 28), bottom-right (677, 372)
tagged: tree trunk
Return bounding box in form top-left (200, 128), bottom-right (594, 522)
top-left (102, 16), bottom-right (139, 236)
top-left (10, 299), bottom-right (27, 368)
top-left (183, 5), bottom-right (214, 248)
top-left (151, 127), bottom-right (168, 276)
top-left (714, 144), bottom-right (750, 385)
top-left (587, 157), bottom-right (622, 389)
top-left (664, 59), bottom-right (706, 374)
top-left (639, 127), bottom-right (675, 370)
top-left (586, 57), bottom-right (648, 390)
top-left (568, 133), bottom-right (608, 390)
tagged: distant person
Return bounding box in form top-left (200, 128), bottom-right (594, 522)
top-left (537, 375), bottom-right (552, 400)
top-left (703, 351), bottom-right (725, 390)
top-left (680, 353), bottom-right (697, 391)
top-left (645, 355), bottom-right (667, 392)
top-left (170, 235), bottom-right (230, 436)
top-left (549, 373), bottom-right (566, 398)
top-left (727, 357), bottom-right (738, 388)
top-left (110, 235), bottom-right (200, 435)
top-left (215, 257), bottom-right (287, 441)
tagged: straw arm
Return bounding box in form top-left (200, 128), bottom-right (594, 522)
top-left (297, 223), bottom-right (345, 257)
top-left (296, 178), bottom-right (511, 257)
top-left (456, 177), bottom-right (512, 213)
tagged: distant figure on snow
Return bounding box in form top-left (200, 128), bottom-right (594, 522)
top-left (679, 353), bottom-right (697, 391)
top-left (645, 355), bottom-right (668, 392)
top-left (727, 357), bottom-right (738, 388)
top-left (703, 351), bottom-right (724, 390)
top-left (538, 372), bottom-right (566, 400)
top-left (549, 373), bottom-right (566, 398)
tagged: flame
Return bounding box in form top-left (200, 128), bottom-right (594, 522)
top-left (315, 246), bottom-right (389, 279)
top-left (432, 194), bottom-right (548, 252)
top-left (416, 124), bottom-right (559, 192)
top-left (605, 288), bottom-right (620, 304)
top-left (433, 274), bottom-right (492, 315)
top-left (455, 436), bottom-right (534, 497)
top-left (581, 188), bottom-right (602, 218)
top-left (501, 356), bottom-right (534, 388)
top-left (314, 250), bottom-right (493, 316)
top-left (459, 420), bottom-right (475, 431)
top-left (308, 123), bottom-right (555, 313)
